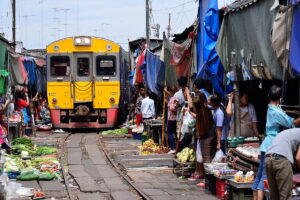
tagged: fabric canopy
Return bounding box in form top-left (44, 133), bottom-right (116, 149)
top-left (9, 53), bottom-right (28, 87)
top-left (290, 4), bottom-right (300, 77)
top-left (216, 0), bottom-right (282, 80)
top-left (197, 0), bottom-right (224, 95)
top-left (141, 50), bottom-right (165, 95)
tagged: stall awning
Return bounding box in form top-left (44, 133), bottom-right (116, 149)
top-left (216, 0), bottom-right (282, 80)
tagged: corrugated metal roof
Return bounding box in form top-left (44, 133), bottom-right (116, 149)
top-left (225, 0), bottom-right (259, 14)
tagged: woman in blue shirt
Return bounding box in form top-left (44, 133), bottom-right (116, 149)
top-left (252, 85), bottom-right (300, 200)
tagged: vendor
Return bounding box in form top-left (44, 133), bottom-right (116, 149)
top-left (193, 79), bottom-right (211, 100)
top-left (135, 84), bottom-right (145, 127)
top-left (0, 104), bottom-right (11, 152)
top-left (141, 90), bottom-right (155, 120)
top-left (226, 91), bottom-right (262, 138)
top-left (253, 85), bottom-right (300, 200)
top-left (265, 128), bottom-right (300, 200)
top-left (15, 91), bottom-right (30, 137)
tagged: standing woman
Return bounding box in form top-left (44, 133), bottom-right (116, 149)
top-left (189, 92), bottom-right (215, 180)
top-left (252, 85), bottom-right (300, 200)
top-left (15, 91), bottom-right (29, 137)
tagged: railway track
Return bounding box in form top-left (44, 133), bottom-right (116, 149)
top-left (60, 133), bottom-right (151, 200)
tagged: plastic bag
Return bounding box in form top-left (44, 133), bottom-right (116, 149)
top-left (196, 140), bottom-right (203, 163)
top-left (212, 149), bottom-right (226, 163)
top-left (181, 112), bottom-right (195, 133)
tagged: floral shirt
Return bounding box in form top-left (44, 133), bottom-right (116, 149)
top-left (168, 97), bottom-right (177, 121)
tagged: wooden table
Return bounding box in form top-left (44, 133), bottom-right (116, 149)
top-left (5, 121), bottom-right (21, 141)
top-left (143, 119), bottom-right (164, 145)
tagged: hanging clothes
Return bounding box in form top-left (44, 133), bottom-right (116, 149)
top-left (271, 7), bottom-right (293, 73)
top-left (290, 4), bottom-right (300, 77)
top-left (141, 50), bottom-right (165, 95)
top-left (198, 0), bottom-right (224, 96)
top-left (161, 36), bottom-right (177, 87)
top-left (133, 46), bottom-right (146, 84)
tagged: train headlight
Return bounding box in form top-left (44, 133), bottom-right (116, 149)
top-left (52, 98), bottom-right (58, 104)
top-left (74, 36), bottom-right (91, 46)
top-left (109, 97), bottom-right (115, 104)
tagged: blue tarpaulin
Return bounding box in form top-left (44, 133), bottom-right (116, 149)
top-left (141, 50), bottom-right (165, 95)
top-left (197, 0), bottom-right (224, 95)
top-left (290, 4), bottom-right (300, 77)
top-left (23, 58), bottom-right (36, 90)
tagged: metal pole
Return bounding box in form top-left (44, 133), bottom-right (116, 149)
top-left (146, 0), bottom-right (150, 48)
top-left (12, 0), bottom-right (16, 50)
top-left (231, 51), bottom-right (241, 137)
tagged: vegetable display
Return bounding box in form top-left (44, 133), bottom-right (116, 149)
top-left (11, 138), bottom-right (33, 147)
top-left (36, 146), bottom-right (57, 156)
top-left (140, 139), bottom-right (170, 154)
top-left (102, 128), bottom-right (128, 135)
top-left (176, 148), bottom-right (195, 163)
top-left (4, 139), bottom-right (61, 182)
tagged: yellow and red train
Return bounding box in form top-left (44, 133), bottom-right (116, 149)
top-left (46, 36), bottom-right (129, 128)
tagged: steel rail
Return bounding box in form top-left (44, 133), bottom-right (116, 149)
top-left (98, 135), bottom-right (151, 200)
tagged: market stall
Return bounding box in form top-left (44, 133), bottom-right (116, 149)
top-left (0, 138), bottom-right (61, 199)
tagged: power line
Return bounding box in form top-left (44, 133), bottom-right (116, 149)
top-left (152, 0), bottom-right (194, 12)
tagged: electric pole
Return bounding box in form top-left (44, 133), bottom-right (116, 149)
top-left (167, 13), bottom-right (171, 39)
top-left (146, 0), bottom-right (150, 48)
top-left (12, 0), bottom-right (16, 50)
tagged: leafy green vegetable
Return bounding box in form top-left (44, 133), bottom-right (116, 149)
top-left (12, 144), bottom-right (36, 155)
top-left (102, 128), bottom-right (128, 135)
top-left (11, 138), bottom-right (33, 147)
top-left (36, 146), bottom-right (57, 156)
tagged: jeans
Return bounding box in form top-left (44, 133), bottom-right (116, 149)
top-left (221, 140), bottom-right (227, 154)
top-left (167, 120), bottom-right (177, 150)
top-left (252, 152), bottom-right (267, 191)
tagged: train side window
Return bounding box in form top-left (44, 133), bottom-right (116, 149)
top-left (77, 57), bottom-right (90, 76)
top-left (50, 56), bottom-right (70, 76)
top-left (96, 56), bottom-right (116, 76)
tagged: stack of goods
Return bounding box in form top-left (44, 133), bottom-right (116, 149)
top-left (3, 112), bottom-right (21, 123)
top-left (213, 169), bottom-right (238, 178)
top-left (4, 138), bottom-right (62, 181)
top-left (233, 171), bottom-right (255, 183)
top-left (140, 139), bottom-right (170, 155)
top-left (176, 148), bottom-right (195, 163)
top-left (101, 128), bottom-right (128, 135)
top-left (227, 145), bottom-right (260, 172)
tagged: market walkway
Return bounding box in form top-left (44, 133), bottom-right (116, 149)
top-left (100, 136), bottom-right (218, 200)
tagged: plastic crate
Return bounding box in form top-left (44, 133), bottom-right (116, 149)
top-left (7, 171), bottom-right (20, 179)
top-left (216, 178), bottom-right (227, 199)
top-left (216, 190), bottom-right (226, 199)
top-left (133, 133), bottom-right (141, 140)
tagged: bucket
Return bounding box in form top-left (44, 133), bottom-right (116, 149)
top-left (133, 133), bottom-right (141, 140)
top-left (25, 128), bottom-right (32, 137)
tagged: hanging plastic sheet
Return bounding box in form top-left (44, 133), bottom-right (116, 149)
top-left (290, 4), bottom-right (300, 77)
top-left (22, 57), bottom-right (37, 91)
top-left (161, 36), bottom-right (177, 87)
top-left (35, 66), bottom-right (46, 97)
top-left (133, 46), bottom-right (146, 84)
top-left (141, 50), bottom-right (165, 95)
top-left (8, 53), bottom-right (27, 87)
top-left (197, 0), bottom-right (224, 96)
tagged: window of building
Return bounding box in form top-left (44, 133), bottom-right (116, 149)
top-left (96, 56), bottom-right (116, 76)
top-left (50, 56), bottom-right (70, 76)
top-left (77, 57), bottom-right (90, 77)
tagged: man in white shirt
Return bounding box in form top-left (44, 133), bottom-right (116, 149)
top-left (174, 77), bottom-right (188, 106)
top-left (141, 91), bottom-right (155, 119)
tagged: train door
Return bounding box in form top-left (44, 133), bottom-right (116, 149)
top-left (73, 53), bottom-right (93, 102)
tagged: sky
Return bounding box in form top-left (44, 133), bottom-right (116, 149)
top-left (0, 0), bottom-right (199, 50)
